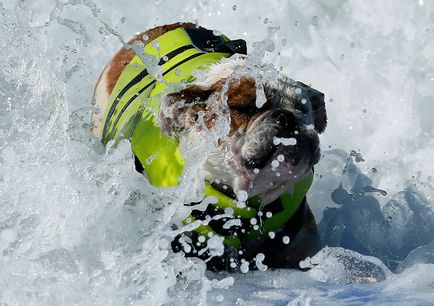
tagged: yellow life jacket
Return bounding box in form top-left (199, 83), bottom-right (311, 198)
top-left (98, 26), bottom-right (313, 248)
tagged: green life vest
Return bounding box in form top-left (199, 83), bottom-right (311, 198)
top-left (98, 26), bottom-right (313, 249)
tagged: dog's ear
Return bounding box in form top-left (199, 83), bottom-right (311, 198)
top-left (297, 82), bottom-right (327, 134)
top-left (159, 81), bottom-right (224, 135)
top-left (225, 76), bottom-right (257, 109)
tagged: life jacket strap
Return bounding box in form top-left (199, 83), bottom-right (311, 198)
top-left (185, 170), bottom-right (314, 249)
top-left (184, 28), bottom-right (247, 55)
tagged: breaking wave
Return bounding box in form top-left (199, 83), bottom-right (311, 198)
top-left (1, 0), bottom-right (434, 305)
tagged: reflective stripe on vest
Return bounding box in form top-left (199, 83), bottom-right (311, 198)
top-left (100, 27), bottom-right (313, 249)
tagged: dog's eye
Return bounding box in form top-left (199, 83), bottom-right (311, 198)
top-left (230, 100), bottom-right (271, 115)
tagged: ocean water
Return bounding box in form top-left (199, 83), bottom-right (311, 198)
top-left (1, 0), bottom-right (434, 305)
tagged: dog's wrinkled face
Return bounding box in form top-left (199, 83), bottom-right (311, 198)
top-left (159, 60), bottom-right (326, 204)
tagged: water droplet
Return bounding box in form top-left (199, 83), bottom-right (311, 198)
top-left (271, 160), bottom-right (279, 168)
top-left (120, 16), bottom-right (127, 23)
top-left (263, 17), bottom-right (269, 24)
top-left (277, 154), bottom-right (285, 162)
top-left (143, 34), bottom-right (149, 41)
top-left (387, 216), bottom-right (393, 222)
top-left (268, 231), bottom-right (275, 239)
top-left (363, 185), bottom-right (388, 196)
top-left (236, 190), bottom-right (248, 201)
top-left (212, 29), bottom-right (221, 36)
top-left (266, 212), bottom-right (273, 218)
top-left (224, 207), bottom-right (234, 216)
top-left (232, 4), bottom-right (237, 11)
top-left (282, 236), bottom-right (290, 244)
top-left (240, 260), bottom-right (249, 273)
top-left (273, 137), bottom-right (297, 146)
top-left (350, 150), bottom-right (365, 162)
top-left (311, 16), bottom-right (320, 28)
top-left (295, 88), bottom-right (302, 94)
top-left (253, 168), bottom-right (260, 174)
top-left (281, 38), bottom-right (287, 46)
top-left (250, 218), bottom-right (257, 225)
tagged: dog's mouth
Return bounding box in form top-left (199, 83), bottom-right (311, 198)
top-left (206, 109), bottom-right (320, 200)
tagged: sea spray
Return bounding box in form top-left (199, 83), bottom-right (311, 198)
top-left (1, 0), bottom-right (434, 305)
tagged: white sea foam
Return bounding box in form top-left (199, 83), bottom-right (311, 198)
top-left (1, 0), bottom-right (434, 305)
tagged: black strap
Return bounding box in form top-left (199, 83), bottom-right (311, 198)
top-left (184, 28), bottom-right (247, 55)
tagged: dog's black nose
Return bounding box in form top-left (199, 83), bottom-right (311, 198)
top-left (269, 109), bottom-right (298, 138)
top-left (241, 109), bottom-right (299, 169)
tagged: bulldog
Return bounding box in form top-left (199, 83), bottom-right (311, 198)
top-left (92, 22), bottom-right (327, 271)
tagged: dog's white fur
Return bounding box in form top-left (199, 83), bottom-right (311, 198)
top-left (193, 56), bottom-right (246, 87)
top-left (92, 64), bottom-right (111, 137)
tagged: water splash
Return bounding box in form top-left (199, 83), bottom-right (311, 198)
top-left (2, 0), bottom-right (434, 305)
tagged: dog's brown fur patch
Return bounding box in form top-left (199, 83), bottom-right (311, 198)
top-left (226, 76), bottom-right (257, 109)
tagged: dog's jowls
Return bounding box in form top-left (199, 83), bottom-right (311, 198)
top-left (159, 65), bottom-right (326, 205)
top-left (92, 23), bottom-right (327, 271)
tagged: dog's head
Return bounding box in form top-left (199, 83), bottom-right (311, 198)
top-left (159, 59), bottom-right (326, 204)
